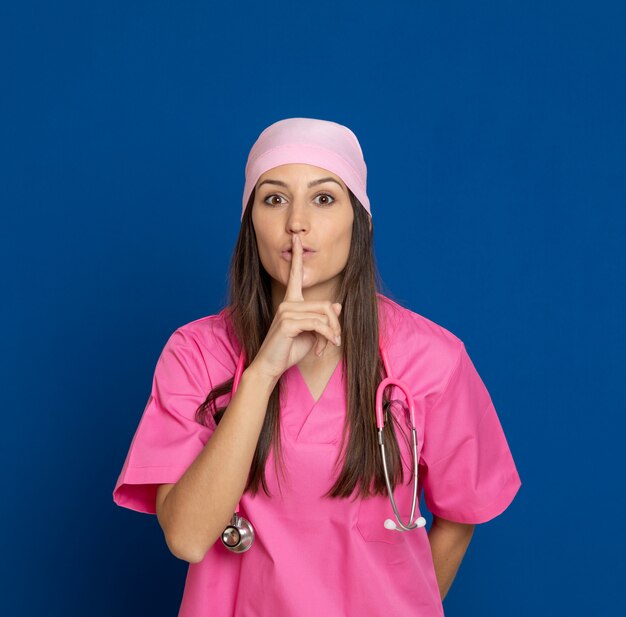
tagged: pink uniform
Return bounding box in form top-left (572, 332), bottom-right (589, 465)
top-left (113, 293), bottom-right (522, 616)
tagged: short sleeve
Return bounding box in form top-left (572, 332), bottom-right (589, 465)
top-left (420, 343), bottom-right (522, 524)
top-left (112, 329), bottom-right (217, 514)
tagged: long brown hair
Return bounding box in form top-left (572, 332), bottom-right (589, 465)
top-left (195, 188), bottom-right (412, 500)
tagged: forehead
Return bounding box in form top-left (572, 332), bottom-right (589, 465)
top-left (256, 163), bottom-right (346, 189)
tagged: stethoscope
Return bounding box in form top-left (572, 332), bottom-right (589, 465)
top-left (221, 337), bottom-right (426, 553)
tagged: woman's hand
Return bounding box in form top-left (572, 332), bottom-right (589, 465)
top-left (250, 234), bottom-right (342, 381)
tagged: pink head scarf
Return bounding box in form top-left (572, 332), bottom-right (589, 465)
top-left (241, 117), bottom-right (371, 221)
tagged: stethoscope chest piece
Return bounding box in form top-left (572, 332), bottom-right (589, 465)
top-left (221, 512), bottom-right (255, 553)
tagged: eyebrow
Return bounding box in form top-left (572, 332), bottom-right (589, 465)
top-left (257, 177), bottom-right (344, 191)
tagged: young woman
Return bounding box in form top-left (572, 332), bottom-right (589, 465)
top-left (113, 117), bottom-right (522, 616)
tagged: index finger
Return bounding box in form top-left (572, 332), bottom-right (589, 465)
top-left (284, 234), bottom-right (304, 302)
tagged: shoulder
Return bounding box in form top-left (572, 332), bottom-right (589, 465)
top-left (376, 293), bottom-right (465, 395)
top-left (377, 292), bottom-right (464, 356)
top-left (159, 307), bottom-right (240, 385)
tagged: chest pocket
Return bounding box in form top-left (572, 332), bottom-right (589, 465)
top-left (356, 492), bottom-right (420, 544)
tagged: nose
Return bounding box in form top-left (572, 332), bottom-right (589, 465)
top-left (285, 196), bottom-right (310, 235)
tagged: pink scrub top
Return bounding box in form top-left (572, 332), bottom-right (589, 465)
top-left (113, 293), bottom-right (522, 616)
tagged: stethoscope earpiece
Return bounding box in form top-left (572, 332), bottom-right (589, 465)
top-left (384, 516), bottom-right (427, 531)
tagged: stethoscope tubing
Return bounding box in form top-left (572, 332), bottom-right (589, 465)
top-left (377, 342), bottom-right (425, 531)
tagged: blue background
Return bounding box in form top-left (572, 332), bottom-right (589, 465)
top-left (2, 1), bottom-right (624, 615)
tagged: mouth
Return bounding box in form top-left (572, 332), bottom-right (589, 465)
top-left (281, 249), bottom-right (316, 261)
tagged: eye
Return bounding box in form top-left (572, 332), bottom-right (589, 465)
top-left (313, 192), bottom-right (336, 207)
top-left (263, 194), bottom-right (287, 207)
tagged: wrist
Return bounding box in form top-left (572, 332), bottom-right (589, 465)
top-left (243, 362), bottom-right (280, 395)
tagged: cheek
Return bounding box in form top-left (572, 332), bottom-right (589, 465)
top-left (257, 244), bottom-right (277, 272)
top-left (335, 228), bottom-right (352, 253)
top-left (324, 231), bottom-right (351, 266)
top-left (256, 239), bottom-right (285, 278)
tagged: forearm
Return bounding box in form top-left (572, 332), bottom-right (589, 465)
top-left (427, 516), bottom-right (475, 601)
top-left (162, 364), bottom-right (278, 563)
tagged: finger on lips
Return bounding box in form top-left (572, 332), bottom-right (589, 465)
top-left (284, 235), bottom-right (341, 353)
top-left (285, 234), bottom-right (304, 302)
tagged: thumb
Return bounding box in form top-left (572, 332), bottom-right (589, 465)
top-left (333, 303), bottom-right (342, 315)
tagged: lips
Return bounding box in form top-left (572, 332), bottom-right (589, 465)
top-left (281, 244), bottom-right (315, 252)
top-left (281, 249), bottom-right (316, 261)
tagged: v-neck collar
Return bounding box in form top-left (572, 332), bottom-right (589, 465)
top-left (281, 356), bottom-right (346, 444)
top-left (292, 355), bottom-right (343, 407)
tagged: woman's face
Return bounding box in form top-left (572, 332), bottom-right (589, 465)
top-left (251, 163), bottom-right (355, 306)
